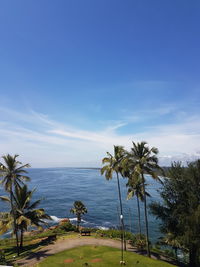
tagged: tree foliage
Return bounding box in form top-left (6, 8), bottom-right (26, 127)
top-left (125, 141), bottom-right (161, 257)
top-left (70, 201), bottom-right (87, 230)
top-left (0, 185), bottom-right (51, 249)
top-left (0, 154), bottom-right (30, 255)
top-left (0, 154), bottom-right (50, 254)
top-left (149, 160), bottom-right (200, 266)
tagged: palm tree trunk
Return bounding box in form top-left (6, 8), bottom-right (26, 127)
top-left (136, 194), bottom-right (142, 238)
top-left (20, 229), bottom-right (24, 249)
top-left (77, 217), bottom-right (80, 232)
top-left (116, 172), bottom-right (124, 261)
top-left (10, 190), bottom-right (20, 256)
top-left (116, 172), bottom-right (126, 258)
top-left (141, 173), bottom-right (150, 257)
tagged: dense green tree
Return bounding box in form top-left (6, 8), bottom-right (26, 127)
top-left (126, 141), bottom-right (161, 257)
top-left (127, 175), bottom-right (150, 238)
top-left (150, 160), bottom-right (200, 266)
top-left (70, 201), bottom-right (87, 230)
top-left (0, 154), bottom-right (30, 255)
top-left (101, 146), bottom-right (126, 262)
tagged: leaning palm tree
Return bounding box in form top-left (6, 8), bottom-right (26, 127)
top-left (127, 175), bottom-right (151, 238)
top-left (101, 145), bottom-right (126, 263)
top-left (0, 154), bottom-right (30, 255)
top-left (127, 141), bottom-right (161, 257)
top-left (70, 201), bottom-right (87, 230)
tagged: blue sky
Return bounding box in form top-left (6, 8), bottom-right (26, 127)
top-left (0, 0), bottom-right (200, 167)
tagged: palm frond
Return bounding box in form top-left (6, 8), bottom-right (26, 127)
top-left (0, 196), bottom-right (10, 202)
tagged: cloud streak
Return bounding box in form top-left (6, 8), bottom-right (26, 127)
top-left (0, 107), bottom-right (200, 167)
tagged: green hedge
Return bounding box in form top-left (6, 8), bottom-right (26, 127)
top-left (96, 229), bottom-right (136, 241)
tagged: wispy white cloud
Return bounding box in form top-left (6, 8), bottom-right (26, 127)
top-left (0, 107), bottom-right (200, 167)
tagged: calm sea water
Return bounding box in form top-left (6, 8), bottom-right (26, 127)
top-left (0, 168), bottom-right (162, 243)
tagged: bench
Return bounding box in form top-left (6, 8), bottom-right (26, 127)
top-left (80, 230), bottom-right (91, 236)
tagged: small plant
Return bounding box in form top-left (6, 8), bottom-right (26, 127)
top-left (96, 229), bottom-right (135, 240)
top-left (129, 234), bottom-right (147, 250)
top-left (59, 221), bottom-right (77, 232)
top-left (135, 238), bottom-right (146, 251)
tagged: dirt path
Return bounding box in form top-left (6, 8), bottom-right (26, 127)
top-left (16, 237), bottom-right (127, 266)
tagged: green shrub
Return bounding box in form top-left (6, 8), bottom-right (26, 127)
top-left (57, 221), bottom-right (77, 232)
top-left (96, 229), bottom-right (135, 240)
top-left (129, 234), bottom-right (147, 250)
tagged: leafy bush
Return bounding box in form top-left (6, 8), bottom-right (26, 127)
top-left (129, 234), bottom-right (147, 250)
top-left (59, 221), bottom-right (77, 232)
top-left (96, 229), bottom-right (135, 240)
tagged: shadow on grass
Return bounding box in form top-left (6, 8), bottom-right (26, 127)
top-left (5, 241), bottom-right (41, 257)
top-left (4, 238), bottom-right (51, 265)
top-left (22, 249), bottom-right (53, 261)
top-left (134, 249), bottom-right (186, 267)
top-left (6, 238), bottom-right (58, 265)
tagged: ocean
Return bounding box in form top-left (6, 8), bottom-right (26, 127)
top-left (0, 168), bottom-right (162, 243)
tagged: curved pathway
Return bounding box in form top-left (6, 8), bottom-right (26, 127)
top-left (16, 236), bottom-right (178, 267)
top-left (16, 236), bottom-right (126, 266)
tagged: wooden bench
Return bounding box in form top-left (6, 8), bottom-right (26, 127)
top-left (80, 230), bottom-right (91, 236)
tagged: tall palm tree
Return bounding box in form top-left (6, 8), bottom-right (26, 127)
top-left (0, 154), bottom-right (30, 255)
top-left (127, 141), bottom-right (161, 257)
top-left (101, 145), bottom-right (126, 262)
top-left (70, 201), bottom-right (87, 230)
top-left (127, 175), bottom-right (151, 238)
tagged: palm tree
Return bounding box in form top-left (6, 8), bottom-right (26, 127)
top-left (0, 185), bottom-right (51, 249)
top-left (127, 141), bottom-right (161, 257)
top-left (101, 145), bottom-right (126, 262)
top-left (14, 185), bottom-right (51, 249)
top-left (0, 154), bottom-right (30, 255)
top-left (127, 175), bottom-right (151, 238)
top-left (70, 201), bottom-right (87, 230)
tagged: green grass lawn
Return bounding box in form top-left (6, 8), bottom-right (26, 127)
top-left (0, 232), bottom-right (79, 263)
top-left (37, 246), bottom-right (176, 267)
